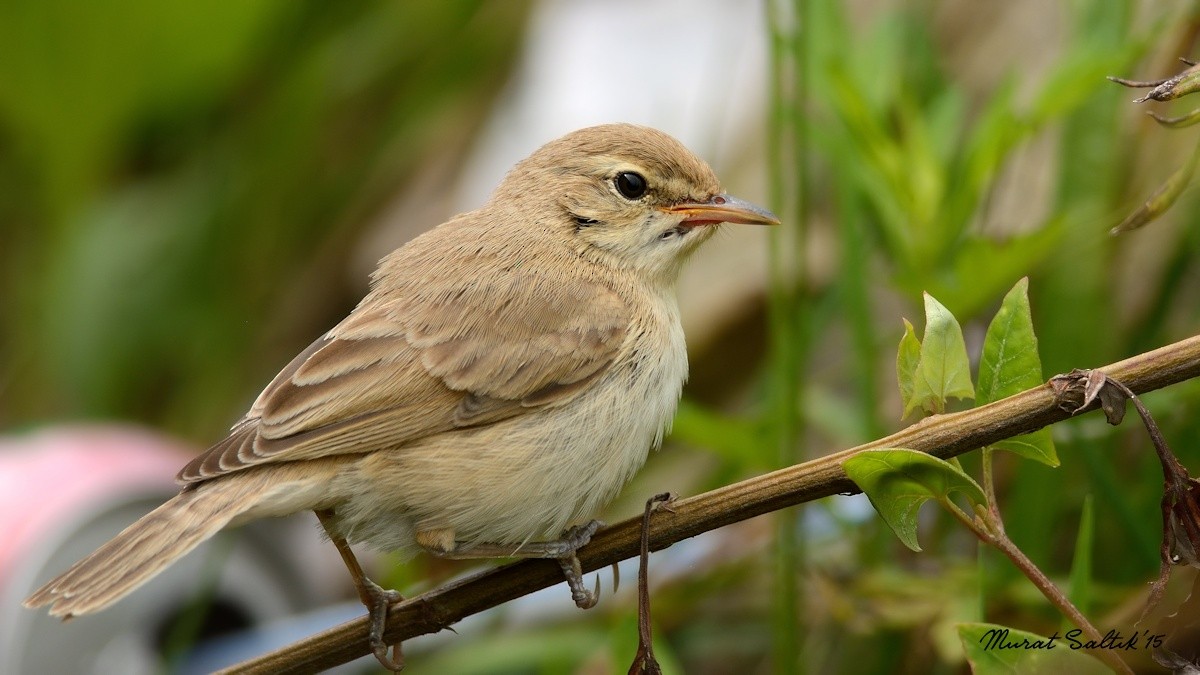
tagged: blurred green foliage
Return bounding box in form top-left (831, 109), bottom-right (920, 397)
top-left (0, 0), bottom-right (530, 435)
top-left (660, 0), bottom-right (1200, 673)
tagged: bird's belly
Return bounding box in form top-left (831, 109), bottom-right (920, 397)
top-left (331, 337), bottom-right (687, 553)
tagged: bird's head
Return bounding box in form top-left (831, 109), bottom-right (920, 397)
top-left (492, 124), bottom-right (779, 280)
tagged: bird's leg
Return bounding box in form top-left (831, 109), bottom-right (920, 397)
top-left (315, 509), bottom-right (405, 672)
top-left (416, 520), bottom-right (603, 608)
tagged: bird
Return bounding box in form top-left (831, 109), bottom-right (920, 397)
top-left (24, 123), bottom-right (779, 670)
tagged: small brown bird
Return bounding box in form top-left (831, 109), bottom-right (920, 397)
top-left (24, 123), bottom-right (778, 670)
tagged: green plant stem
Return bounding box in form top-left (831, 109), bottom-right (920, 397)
top-left (989, 529), bottom-right (1132, 674)
top-left (766, 0), bottom-right (807, 673)
top-left (979, 447), bottom-right (1003, 524)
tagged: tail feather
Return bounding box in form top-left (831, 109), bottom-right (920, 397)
top-left (24, 476), bottom-right (259, 618)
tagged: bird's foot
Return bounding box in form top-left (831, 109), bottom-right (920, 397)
top-left (362, 576), bottom-right (405, 671)
top-left (553, 519), bottom-right (604, 609)
top-left (542, 519), bottom-right (604, 557)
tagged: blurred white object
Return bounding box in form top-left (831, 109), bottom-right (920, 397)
top-left (0, 426), bottom-right (334, 674)
top-left (460, 0), bottom-right (770, 206)
top-left (465, 0), bottom-right (776, 348)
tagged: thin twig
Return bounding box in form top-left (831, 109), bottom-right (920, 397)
top-left (945, 479), bottom-right (1133, 674)
top-left (221, 334), bottom-right (1200, 674)
top-left (628, 492), bottom-right (675, 674)
top-left (989, 533), bottom-right (1133, 674)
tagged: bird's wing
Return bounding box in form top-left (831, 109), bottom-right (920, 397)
top-left (178, 258), bottom-right (629, 483)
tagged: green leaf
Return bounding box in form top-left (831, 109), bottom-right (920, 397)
top-left (897, 318), bottom-right (922, 418)
top-left (957, 623), bottom-right (1108, 675)
top-left (940, 223), bottom-right (1063, 316)
top-left (1066, 495), bottom-right (1094, 624)
top-left (1112, 134), bottom-right (1200, 234)
top-left (843, 449), bottom-right (986, 551)
top-left (914, 293), bottom-right (975, 413)
top-left (977, 278), bottom-right (1058, 466)
top-left (825, 63), bottom-right (916, 265)
top-left (989, 430), bottom-right (1055, 466)
top-left (974, 278), bottom-right (1042, 393)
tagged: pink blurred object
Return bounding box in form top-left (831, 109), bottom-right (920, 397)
top-left (1, 424), bottom-right (344, 674)
top-left (0, 425), bottom-right (194, 583)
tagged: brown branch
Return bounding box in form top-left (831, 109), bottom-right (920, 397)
top-left (221, 334), bottom-right (1200, 674)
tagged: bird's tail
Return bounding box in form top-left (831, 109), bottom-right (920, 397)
top-left (23, 475), bottom-right (261, 619)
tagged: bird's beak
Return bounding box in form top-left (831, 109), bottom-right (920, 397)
top-left (665, 194), bottom-right (781, 227)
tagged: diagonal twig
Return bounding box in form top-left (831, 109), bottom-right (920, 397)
top-left (221, 334), bottom-right (1200, 674)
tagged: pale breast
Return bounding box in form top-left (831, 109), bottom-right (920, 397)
top-left (330, 289), bottom-right (689, 552)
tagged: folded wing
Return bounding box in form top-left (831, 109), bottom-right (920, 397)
top-left (178, 237), bottom-right (629, 484)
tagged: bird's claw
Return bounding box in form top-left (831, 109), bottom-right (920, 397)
top-left (558, 552), bottom-right (601, 609)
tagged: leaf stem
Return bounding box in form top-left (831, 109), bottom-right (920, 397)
top-left (987, 530), bottom-right (1133, 675)
top-left (944, 493), bottom-right (1131, 673)
top-left (979, 447), bottom-right (1003, 524)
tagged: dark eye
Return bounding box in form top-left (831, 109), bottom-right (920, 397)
top-left (614, 172), bottom-right (647, 199)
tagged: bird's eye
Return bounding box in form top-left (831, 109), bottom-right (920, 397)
top-left (614, 172), bottom-right (647, 199)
